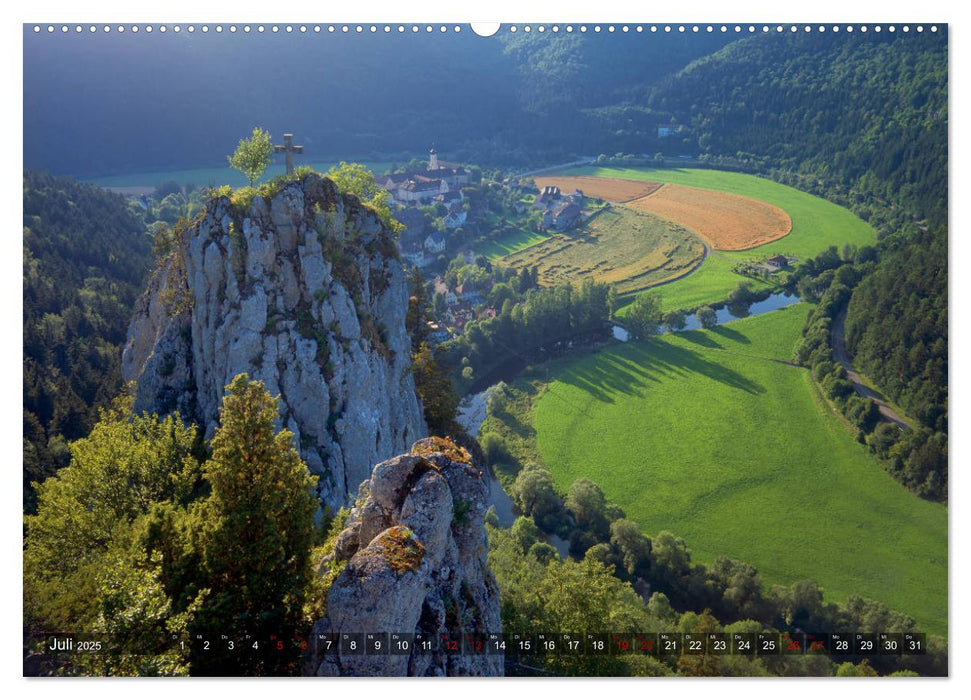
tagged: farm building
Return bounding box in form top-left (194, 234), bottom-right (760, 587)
top-left (545, 202), bottom-right (581, 231)
top-left (766, 254), bottom-right (789, 270)
top-left (533, 185), bottom-right (562, 209)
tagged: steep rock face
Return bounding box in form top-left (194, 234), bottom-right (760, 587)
top-left (122, 174), bottom-right (426, 507)
top-left (312, 438), bottom-right (503, 677)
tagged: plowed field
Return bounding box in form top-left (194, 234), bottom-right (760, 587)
top-left (629, 183), bottom-right (792, 251)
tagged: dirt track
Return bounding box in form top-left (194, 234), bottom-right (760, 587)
top-left (831, 309), bottom-right (910, 429)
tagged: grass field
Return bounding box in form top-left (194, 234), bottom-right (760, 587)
top-left (529, 305), bottom-right (947, 636)
top-left (86, 161), bottom-right (392, 189)
top-left (498, 206), bottom-right (705, 296)
top-left (558, 167), bottom-right (876, 310)
top-left (478, 228), bottom-right (552, 259)
top-left (612, 254), bottom-right (773, 315)
top-left (629, 183), bottom-right (792, 251)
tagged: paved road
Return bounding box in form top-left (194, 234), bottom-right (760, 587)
top-left (831, 309), bottom-right (910, 430)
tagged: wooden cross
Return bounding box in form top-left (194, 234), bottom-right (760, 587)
top-left (274, 133), bottom-right (304, 174)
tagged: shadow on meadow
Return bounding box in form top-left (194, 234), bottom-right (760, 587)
top-left (679, 330), bottom-right (723, 349)
top-left (555, 337), bottom-right (764, 403)
top-left (712, 325), bottom-right (750, 345)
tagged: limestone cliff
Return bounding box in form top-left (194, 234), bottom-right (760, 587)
top-left (311, 438), bottom-right (503, 677)
top-left (122, 173), bottom-right (426, 507)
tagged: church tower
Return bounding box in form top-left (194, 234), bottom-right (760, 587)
top-left (429, 147), bottom-right (439, 171)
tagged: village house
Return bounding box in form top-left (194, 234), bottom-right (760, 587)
top-left (424, 230), bottom-right (447, 255)
top-left (444, 208), bottom-right (467, 229)
top-left (424, 320), bottom-right (451, 345)
top-left (446, 301), bottom-right (475, 330)
top-left (455, 283), bottom-right (484, 306)
top-left (766, 254), bottom-right (790, 270)
top-left (396, 176), bottom-right (448, 203)
top-left (400, 240), bottom-right (426, 267)
top-left (434, 190), bottom-right (464, 207)
top-left (433, 276), bottom-right (458, 306)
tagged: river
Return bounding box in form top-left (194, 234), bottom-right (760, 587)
top-left (613, 290), bottom-right (799, 339)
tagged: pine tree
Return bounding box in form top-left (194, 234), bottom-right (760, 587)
top-left (192, 374), bottom-right (318, 675)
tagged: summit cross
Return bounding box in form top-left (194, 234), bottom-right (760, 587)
top-left (274, 133), bottom-right (304, 174)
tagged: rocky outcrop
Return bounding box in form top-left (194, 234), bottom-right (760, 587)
top-left (122, 173), bottom-right (426, 508)
top-left (311, 438), bottom-right (503, 677)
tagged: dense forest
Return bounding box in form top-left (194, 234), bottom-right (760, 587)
top-left (845, 226), bottom-right (947, 434)
top-left (648, 31), bottom-right (948, 229)
top-left (23, 171), bottom-right (154, 510)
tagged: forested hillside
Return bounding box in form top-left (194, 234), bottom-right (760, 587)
top-left (649, 31), bottom-right (948, 229)
top-left (23, 171), bottom-right (153, 510)
top-left (845, 227), bottom-right (947, 433)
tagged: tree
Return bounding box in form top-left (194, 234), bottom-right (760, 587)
top-left (625, 290), bottom-right (663, 339)
top-left (662, 309), bottom-right (687, 333)
top-left (192, 374), bottom-right (318, 675)
top-left (610, 519), bottom-right (652, 579)
top-left (227, 127), bottom-right (274, 187)
top-left (565, 478), bottom-right (610, 540)
top-left (326, 162), bottom-right (403, 234)
top-left (24, 405), bottom-right (200, 631)
top-left (411, 343), bottom-right (460, 433)
top-left (511, 463), bottom-right (567, 534)
top-left (697, 305), bottom-right (718, 329)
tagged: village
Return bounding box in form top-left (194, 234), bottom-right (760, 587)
top-left (377, 148), bottom-right (592, 344)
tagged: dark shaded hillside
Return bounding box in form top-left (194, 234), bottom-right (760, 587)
top-left (23, 27), bottom-right (732, 177)
top-left (23, 170), bottom-right (153, 510)
top-left (649, 30), bottom-right (947, 228)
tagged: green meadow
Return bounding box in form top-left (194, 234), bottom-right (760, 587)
top-left (561, 166), bottom-right (877, 310)
top-left (531, 305), bottom-right (947, 636)
top-left (479, 227), bottom-right (552, 259)
top-left (614, 254), bottom-right (771, 316)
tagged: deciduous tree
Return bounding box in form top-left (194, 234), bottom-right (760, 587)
top-left (228, 127), bottom-right (274, 187)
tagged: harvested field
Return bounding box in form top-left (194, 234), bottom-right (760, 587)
top-left (533, 175), bottom-right (662, 203)
top-left (628, 183), bottom-right (792, 251)
top-left (499, 206), bottom-right (704, 296)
